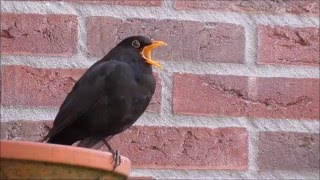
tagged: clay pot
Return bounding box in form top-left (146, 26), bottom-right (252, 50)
top-left (0, 140), bottom-right (131, 179)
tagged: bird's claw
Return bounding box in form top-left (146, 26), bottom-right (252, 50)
top-left (111, 150), bottom-right (121, 171)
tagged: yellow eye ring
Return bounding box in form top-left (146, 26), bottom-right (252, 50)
top-left (132, 40), bottom-right (140, 48)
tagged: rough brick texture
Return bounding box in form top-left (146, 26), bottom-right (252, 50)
top-left (109, 126), bottom-right (248, 170)
top-left (0, 66), bottom-right (2, 105)
top-left (252, 77), bottom-right (319, 120)
top-left (15, 0), bottom-right (162, 6)
top-left (173, 74), bottom-right (249, 117)
top-left (1, 13), bottom-right (77, 56)
top-left (173, 74), bottom-right (319, 120)
top-left (70, 0), bottom-right (162, 6)
top-left (2, 121), bottom-right (248, 170)
top-left (88, 17), bottom-right (245, 63)
top-left (1, 121), bottom-right (50, 141)
top-left (147, 74), bottom-right (161, 113)
top-left (258, 25), bottom-right (319, 66)
top-left (258, 131), bottom-right (319, 172)
top-left (2, 65), bottom-right (85, 107)
top-left (175, 0), bottom-right (319, 16)
top-left (1, 123), bottom-right (8, 139)
top-left (1, 65), bottom-right (161, 112)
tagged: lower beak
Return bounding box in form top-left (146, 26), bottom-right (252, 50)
top-left (141, 41), bottom-right (167, 68)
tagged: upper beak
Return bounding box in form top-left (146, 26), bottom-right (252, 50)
top-left (141, 41), bottom-right (167, 68)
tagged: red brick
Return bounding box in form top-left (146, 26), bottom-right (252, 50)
top-left (173, 74), bottom-right (319, 120)
top-left (68, 0), bottom-right (162, 6)
top-left (0, 67), bottom-right (2, 105)
top-left (110, 126), bottom-right (248, 170)
top-left (251, 77), bottom-right (319, 120)
top-left (4, 121), bottom-right (249, 170)
top-left (199, 22), bottom-right (245, 63)
top-left (258, 131), bottom-right (319, 172)
top-left (258, 25), bottom-right (319, 67)
top-left (175, 0), bottom-right (319, 16)
top-left (173, 73), bottom-right (249, 117)
top-left (2, 65), bottom-right (161, 112)
top-left (2, 65), bottom-right (85, 106)
top-left (1, 121), bottom-right (50, 141)
top-left (87, 17), bottom-right (245, 63)
top-left (13, 0), bottom-right (162, 7)
top-left (147, 74), bottom-right (161, 113)
top-left (1, 13), bottom-right (77, 56)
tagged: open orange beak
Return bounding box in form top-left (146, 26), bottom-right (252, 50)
top-left (141, 41), bottom-right (167, 68)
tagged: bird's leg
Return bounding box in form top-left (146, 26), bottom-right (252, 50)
top-left (103, 139), bottom-right (121, 170)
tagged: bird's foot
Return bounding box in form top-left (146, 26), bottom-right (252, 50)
top-left (111, 150), bottom-right (121, 171)
top-left (102, 139), bottom-right (121, 170)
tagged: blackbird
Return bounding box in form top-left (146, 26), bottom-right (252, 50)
top-left (42, 36), bottom-right (166, 169)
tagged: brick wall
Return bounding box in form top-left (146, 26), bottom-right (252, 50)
top-left (1, 0), bottom-right (319, 179)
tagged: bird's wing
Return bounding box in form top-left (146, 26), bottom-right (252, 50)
top-left (44, 60), bottom-right (133, 140)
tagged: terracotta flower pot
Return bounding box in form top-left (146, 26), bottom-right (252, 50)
top-left (0, 140), bottom-right (131, 179)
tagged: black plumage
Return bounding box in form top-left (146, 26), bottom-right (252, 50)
top-left (42, 36), bottom-right (165, 168)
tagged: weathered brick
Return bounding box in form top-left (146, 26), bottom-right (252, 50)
top-left (175, 0), bottom-right (319, 16)
top-left (251, 77), bottom-right (319, 120)
top-left (258, 25), bottom-right (319, 66)
top-left (88, 17), bottom-right (245, 63)
top-left (2, 65), bottom-right (85, 107)
top-left (110, 126), bottom-right (248, 170)
top-left (0, 66), bottom-right (2, 105)
top-left (173, 73), bottom-right (249, 117)
top-left (2, 65), bottom-right (161, 112)
top-left (147, 74), bottom-right (161, 113)
top-left (1, 122), bottom-right (9, 139)
top-left (199, 22), bottom-right (245, 63)
top-left (13, 0), bottom-right (162, 6)
top-left (4, 121), bottom-right (248, 170)
top-left (2, 121), bottom-right (51, 141)
top-left (173, 74), bottom-right (319, 120)
top-left (68, 0), bottom-right (162, 6)
top-left (258, 131), bottom-right (319, 172)
top-left (1, 13), bottom-right (77, 56)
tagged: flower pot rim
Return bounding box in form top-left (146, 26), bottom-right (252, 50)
top-left (0, 140), bottom-right (131, 177)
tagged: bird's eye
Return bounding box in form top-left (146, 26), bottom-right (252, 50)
top-left (132, 40), bottom-right (140, 48)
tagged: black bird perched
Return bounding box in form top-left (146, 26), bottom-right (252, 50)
top-left (42, 36), bottom-right (166, 169)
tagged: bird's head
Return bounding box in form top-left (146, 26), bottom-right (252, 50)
top-left (116, 36), bottom-right (166, 68)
